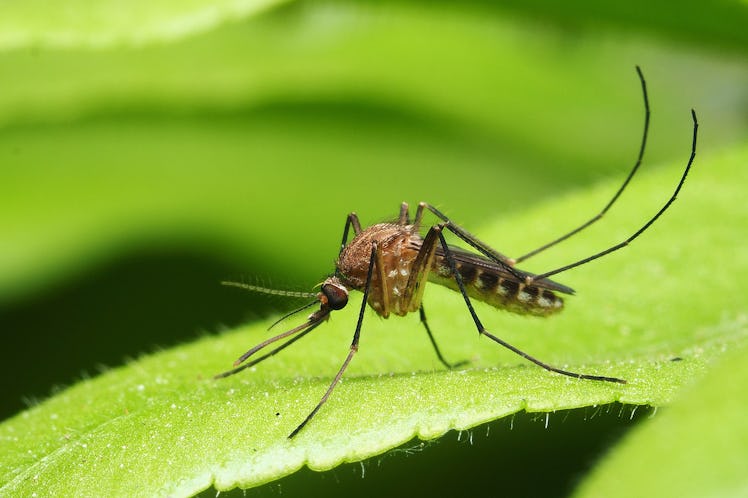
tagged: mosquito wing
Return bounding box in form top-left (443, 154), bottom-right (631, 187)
top-left (435, 244), bottom-right (575, 295)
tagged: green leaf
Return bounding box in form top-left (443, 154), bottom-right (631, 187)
top-left (573, 339), bottom-right (748, 498)
top-left (2, 2), bottom-right (747, 496)
top-left (2, 142), bottom-right (746, 496)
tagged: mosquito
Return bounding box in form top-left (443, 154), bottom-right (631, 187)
top-left (216, 67), bottom-right (699, 439)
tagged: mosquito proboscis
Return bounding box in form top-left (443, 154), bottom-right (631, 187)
top-left (216, 67), bottom-right (698, 438)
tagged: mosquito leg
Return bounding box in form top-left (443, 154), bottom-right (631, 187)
top-left (399, 223), bottom-right (466, 368)
top-left (413, 202), bottom-right (425, 231)
top-left (339, 212), bottom-right (363, 255)
top-left (531, 109), bottom-right (698, 283)
top-left (419, 202), bottom-right (523, 281)
top-left (398, 202), bottom-right (410, 225)
top-left (374, 241), bottom-right (391, 317)
top-left (419, 305), bottom-right (468, 369)
top-left (433, 224), bottom-right (626, 384)
top-left (402, 219), bottom-right (439, 310)
top-left (515, 66), bottom-right (651, 265)
top-left (288, 242), bottom-right (379, 438)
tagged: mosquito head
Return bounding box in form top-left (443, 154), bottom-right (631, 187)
top-left (320, 277), bottom-right (349, 311)
top-left (217, 278), bottom-right (348, 377)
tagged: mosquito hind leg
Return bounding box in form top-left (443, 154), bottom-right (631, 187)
top-left (418, 202), bottom-right (522, 279)
top-left (530, 108), bottom-right (697, 283)
top-left (514, 68), bottom-right (698, 285)
top-left (430, 223), bottom-right (626, 384)
top-left (514, 66), bottom-right (652, 265)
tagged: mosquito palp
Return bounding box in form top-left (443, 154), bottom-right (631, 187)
top-left (217, 68), bottom-right (699, 438)
top-left (266, 299), bottom-right (320, 331)
top-left (214, 319), bottom-right (326, 379)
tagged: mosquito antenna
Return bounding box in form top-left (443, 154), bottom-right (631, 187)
top-left (268, 299), bottom-right (320, 331)
top-left (221, 281), bottom-right (317, 299)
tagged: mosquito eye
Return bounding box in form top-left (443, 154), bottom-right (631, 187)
top-left (322, 284), bottom-right (348, 310)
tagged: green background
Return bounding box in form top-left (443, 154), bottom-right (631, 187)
top-left (1, 1), bottom-right (747, 496)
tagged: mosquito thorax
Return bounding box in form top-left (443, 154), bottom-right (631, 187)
top-left (321, 279), bottom-right (349, 310)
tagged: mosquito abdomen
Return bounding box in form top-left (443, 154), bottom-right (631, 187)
top-left (429, 259), bottom-right (564, 316)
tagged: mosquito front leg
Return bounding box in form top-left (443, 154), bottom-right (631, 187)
top-left (373, 241), bottom-right (391, 317)
top-left (288, 242), bottom-right (379, 438)
top-left (433, 224), bottom-right (626, 384)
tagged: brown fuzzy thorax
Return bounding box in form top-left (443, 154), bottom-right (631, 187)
top-left (336, 223), bottom-right (422, 317)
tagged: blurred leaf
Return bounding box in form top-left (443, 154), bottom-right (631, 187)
top-left (2, 3), bottom-right (747, 302)
top-left (2, 142), bottom-right (746, 496)
top-left (488, 0), bottom-right (748, 52)
top-left (2, 1), bottom-right (748, 52)
top-left (573, 339), bottom-right (748, 498)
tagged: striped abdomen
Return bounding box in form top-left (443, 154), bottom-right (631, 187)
top-left (429, 256), bottom-right (564, 316)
